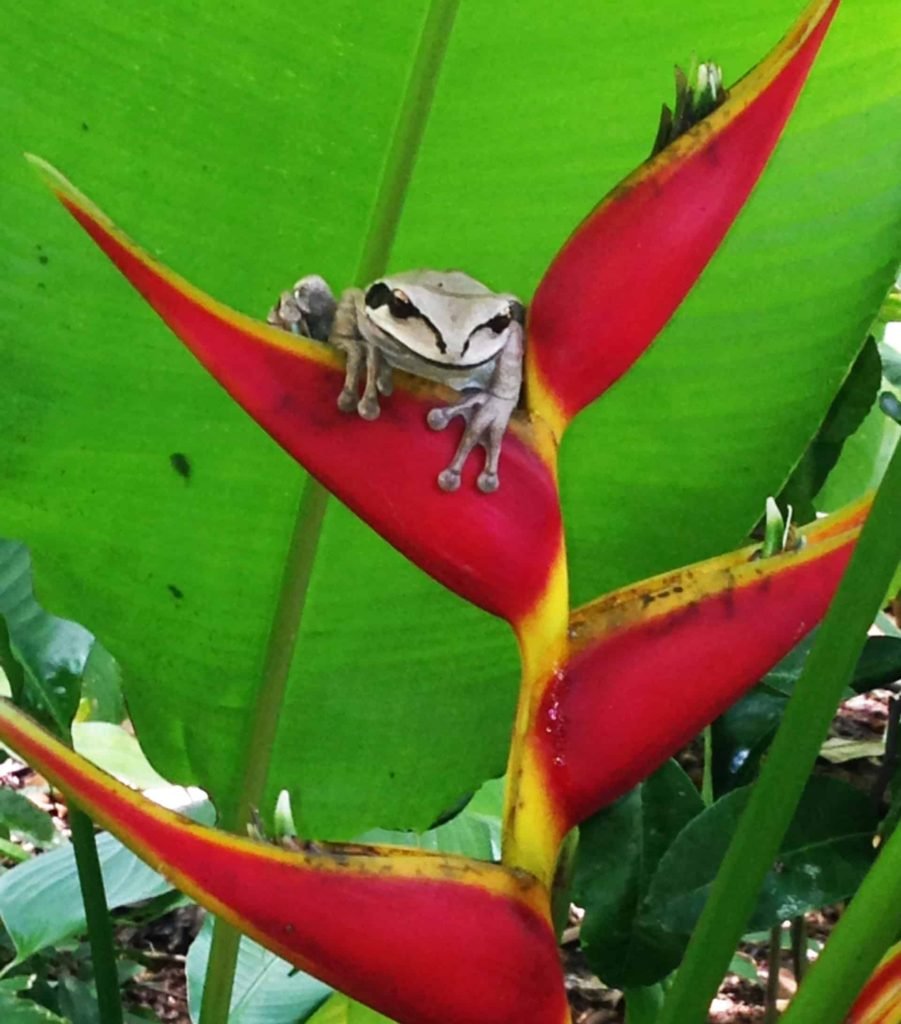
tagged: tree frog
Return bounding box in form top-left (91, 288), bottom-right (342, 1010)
top-left (268, 271), bottom-right (524, 493)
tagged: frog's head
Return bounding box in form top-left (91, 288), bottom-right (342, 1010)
top-left (364, 270), bottom-right (524, 369)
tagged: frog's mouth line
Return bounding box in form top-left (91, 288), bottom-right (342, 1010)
top-left (370, 314), bottom-right (512, 371)
top-left (387, 337), bottom-right (502, 371)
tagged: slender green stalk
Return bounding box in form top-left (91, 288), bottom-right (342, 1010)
top-left (355, 0), bottom-right (461, 282)
top-left (199, 2), bottom-right (460, 1020)
top-left (200, 476), bottom-right (327, 1024)
top-left (69, 806), bottom-right (124, 1024)
top-left (790, 916), bottom-right (806, 985)
top-left (779, 812), bottom-right (901, 1023)
top-left (625, 985), bottom-right (666, 1024)
top-left (702, 725), bottom-right (714, 806)
top-left (765, 923), bottom-right (783, 1024)
top-left (657, 437), bottom-right (901, 1024)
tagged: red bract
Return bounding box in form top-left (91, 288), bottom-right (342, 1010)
top-left (501, 498), bottom-right (869, 877)
top-left (527, 0), bottom-right (840, 432)
top-left (0, 700), bottom-right (569, 1024)
top-left (541, 500), bottom-right (867, 833)
top-left (26, 161), bottom-right (565, 627)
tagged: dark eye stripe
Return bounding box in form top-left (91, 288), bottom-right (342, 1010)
top-left (366, 283), bottom-right (447, 354)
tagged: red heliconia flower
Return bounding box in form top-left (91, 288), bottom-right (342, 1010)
top-left (4, 2), bottom-right (858, 1022)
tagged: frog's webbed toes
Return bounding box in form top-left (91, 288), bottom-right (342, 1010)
top-left (427, 391), bottom-right (480, 431)
top-left (429, 391), bottom-right (514, 493)
top-left (337, 388), bottom-right (358, 413)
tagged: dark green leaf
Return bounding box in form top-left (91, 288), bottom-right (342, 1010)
top-left (573, 760), bottom-right (704, 988)
top-left (713, 634), bottom-right (900, 793)
top-left (646, 776), bottom-right (877, 942)
top-left (849, 637), bottom-right (901, 693)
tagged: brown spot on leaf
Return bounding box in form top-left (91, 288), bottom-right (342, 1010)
top-left (169, 452), bottom-right (191, 480)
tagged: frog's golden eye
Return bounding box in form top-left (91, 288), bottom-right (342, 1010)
top-left (388, 289), bottom-right (415, 319)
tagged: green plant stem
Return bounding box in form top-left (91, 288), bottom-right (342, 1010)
top-left (657, 437), bottom-right (901, 1024)
top-left (765, 923), bottom-right (783, 1024)
top-left (198, 2), bottom-right (460, 1021)
top-left (790, 916), bottom-right (806, 985)
top-left (199, 476), bottom-right (328, 1024)
top-left (355, 0), bottom-right (461, 283)
top-left (69, 806), bottom-right (123, 1024)
top-left (702, 725), bottom-right (714, 806)
top-left (624, 985), bottom-right (665, 1024)
top-left (779, 811), bottom-right (901, 1023)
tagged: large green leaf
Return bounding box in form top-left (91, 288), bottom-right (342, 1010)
top-left (2, 1), bottom-right (900, 834)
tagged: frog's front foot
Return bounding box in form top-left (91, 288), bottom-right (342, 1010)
top-left (427, 390), bottom-right (516, 493)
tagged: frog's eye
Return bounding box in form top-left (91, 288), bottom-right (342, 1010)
top-left (388, 289), bottom-right (415, 319)
top-left (365, 282), bottom-right (417, 321)
top-left (486, 312), bottom-right (512, 334)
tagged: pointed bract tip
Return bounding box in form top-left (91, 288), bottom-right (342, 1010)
top-left (24, 154), bottom-right (111, 227)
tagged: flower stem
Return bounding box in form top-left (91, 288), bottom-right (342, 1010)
top-left (765, 923), bottom-right (783, 1023)
top-left (69, 806), bottom-right (123, 1024)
